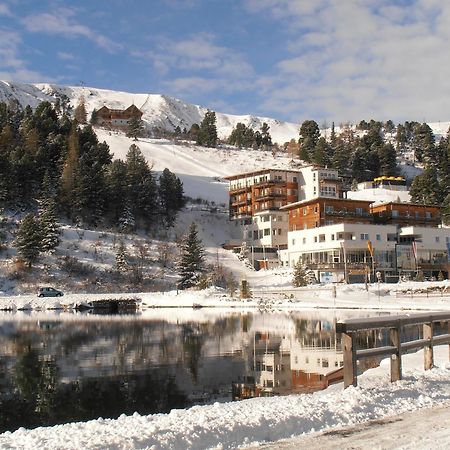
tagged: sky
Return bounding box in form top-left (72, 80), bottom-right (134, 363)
top-left (1, 0), bottom-right (450, 125)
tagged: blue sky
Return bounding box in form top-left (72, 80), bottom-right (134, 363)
top-left (1, 0), bottom-right (450, 124)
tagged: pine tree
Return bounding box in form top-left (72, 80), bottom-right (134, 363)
top-left (14, 213), bottom-right (42, 267)
top-left (177, 222), bottom-right (206, 289)
top-left (118, 201), bottom-right (135, 233)
top-left (74, 97), bottom-right (87, 124)
top-left (125, 144), bottom-right (157, 223)
top-left (188, 123), bottom-right (200, 142)
top-left (313, 137), bottom-right (329, 166)
top-left (260, 122), bottom-right (272, 148)
top-left (38, 196), bottom-right (60, 253)
top-left (441, 193), bottom-right (450, 225)
top-left (197, 110), bottom-right (217, 148)
top-left (126, 115), bottom-right (144, 140)
top-left (378, 143), bottom-right (397, 176)
top-left (60, 122), bottom-right (80, 210)
top-left (115, 240), bottom-right (129, 272)
top-left (410, 167), bottom-right (441, 205)
top-left (293, 260), bottom-right (307, 287)
top-left (299, 120), bottom-right (320, 161)
top-left (159, 168), bottom-right (184, 227)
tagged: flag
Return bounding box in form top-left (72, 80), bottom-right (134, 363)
top-left (367, 240), bottom-right (374, 257)
top-left (411, 241), bottom-right (418, 260)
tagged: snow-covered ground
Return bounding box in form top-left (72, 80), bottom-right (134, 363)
top-left (1, 344), bottom-right (449, 449)
top-left (1, 279), bottom-right (450, 312)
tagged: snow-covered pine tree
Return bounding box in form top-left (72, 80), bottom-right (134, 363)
top-left (115, 240), bottom-right (129, 273)
top-left (177, 222), bottom-right (206, 289)
top-left (14, 213), bottom-right (42, 267)
top-left (292, 260), bottom-right (308, 287)
top-left (118, 202), bottom-right (135, 233)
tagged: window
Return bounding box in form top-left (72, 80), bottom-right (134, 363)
top-left (302, 237), bottom-right (306, 244)
top-left (361, 233), bottom-right (369, 240)
top-left (292, 239), bottom-right (296, 245)
top-left (264, 228), bottom-right (270, 236)
top-left (314, 236), bottom-right (318, 242)
top-left (426, 211), bottom-right (432, 219)
top-left (376, 234), bottom-right (381, 241)
top-left (392, 210), bottom-right (399, 217)
top-left (293, 176), bottom-right (297, 182)
top-left (355, 207), bottom-right (363, 215)
top-left (331, 234), bottom-right (335, 240)
top-left (435, 236), bottom-right (440, 243)
top-left (415, 211), bottom-right (420, 219)
top-left (325, 205), bottom-right (334, 213)
top-left (303, 207), bottom-right (307, 216)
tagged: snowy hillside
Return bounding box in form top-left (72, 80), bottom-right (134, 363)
top-left (96, 129), bottom-right (298, 204)
top-left (0, 80), bottom-right (299, 144)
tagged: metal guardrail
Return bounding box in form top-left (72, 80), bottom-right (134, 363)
top-left (336, 312), bottom-right (450, 388)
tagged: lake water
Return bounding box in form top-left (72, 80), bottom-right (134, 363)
top-left (0, 309), bottom-right (386, 432)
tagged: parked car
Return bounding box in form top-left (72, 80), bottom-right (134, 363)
top-left (38, 287), bottom-right (64, 297)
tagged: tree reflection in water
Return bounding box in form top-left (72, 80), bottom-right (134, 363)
top-left (1, 343), bottom-right (187, 432)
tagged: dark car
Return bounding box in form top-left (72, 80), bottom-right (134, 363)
top-left (38, 287), bottom-right (64, 297)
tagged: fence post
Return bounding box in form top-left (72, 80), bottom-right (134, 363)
top-left (342, 332), bottom-right (357, 388)
top-left (423, 322), bottom-right (434, 370)
top-left (448, 322), bottom-right (450, 362)
top-left (390, 323), bottom-right (402, 382)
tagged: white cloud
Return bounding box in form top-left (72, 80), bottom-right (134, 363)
top-left (135, 33), bottom-right (254, 98)
top-left (244, 0), bottom-right (450, 123)
top-left (22, 8), bottom-right (121, 53)
top-left (0, 3), bottom-right (11, 16)
top-left (57, 51), bottom-right (75, 61)
top-left (0, 28), bottom-right (52, 82)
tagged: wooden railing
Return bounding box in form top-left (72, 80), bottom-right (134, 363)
top-left (336, 312), bottom-right (450, 388)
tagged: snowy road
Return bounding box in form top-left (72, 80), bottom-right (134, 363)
top-left (254, 402), bottom-right (450, 450)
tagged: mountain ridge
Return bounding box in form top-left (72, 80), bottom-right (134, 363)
top-left (0, 80), bottom-right (300, 144)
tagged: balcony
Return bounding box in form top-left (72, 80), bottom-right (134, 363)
top-left (254, 179), bottom-right (286, 188)
top-left (323, 210), bottom-right (372, 218)
top-left (254, 192), bottom-right (285, 200)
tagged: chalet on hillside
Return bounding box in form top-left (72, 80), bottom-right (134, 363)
top-left (95, 104), bottom-right (143, 128)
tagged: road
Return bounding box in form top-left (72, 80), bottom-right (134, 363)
top-left (248, 402), bottom-right (450, 450)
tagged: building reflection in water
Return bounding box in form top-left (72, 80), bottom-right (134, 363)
top-left (233, 315), bottom-right (346, 400)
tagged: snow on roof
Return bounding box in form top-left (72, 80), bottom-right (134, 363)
top-left (347, 188), bottom-right (411, 205)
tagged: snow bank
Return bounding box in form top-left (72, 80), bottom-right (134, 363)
top-left (2, 280), bottom-right (450, 313)
top-left (1, 346), bottom-right (450, 449)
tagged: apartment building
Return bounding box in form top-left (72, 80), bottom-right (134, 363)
top-left (225, 166), bottom-right (345, 269)
top-left (281, 198), bottom-right (450, 282)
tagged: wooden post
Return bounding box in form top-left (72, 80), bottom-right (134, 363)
top-left (342, 332), bottom-right (357, 388)
top-left (423, 322), bottom-right (434, 370)
top-left (448, 322), bottom-right (450, 362)
top-left (390, 325), bottom-right (402, 382)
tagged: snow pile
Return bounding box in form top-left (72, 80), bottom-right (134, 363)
top-left (1, 346), bottom-right (450, 449)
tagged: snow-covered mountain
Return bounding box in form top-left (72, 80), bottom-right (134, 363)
top-left (0, 80), bottom-right (299, 144)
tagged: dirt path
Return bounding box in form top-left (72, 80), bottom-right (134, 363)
top-left (247, 402), bottom-right (450, 450)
